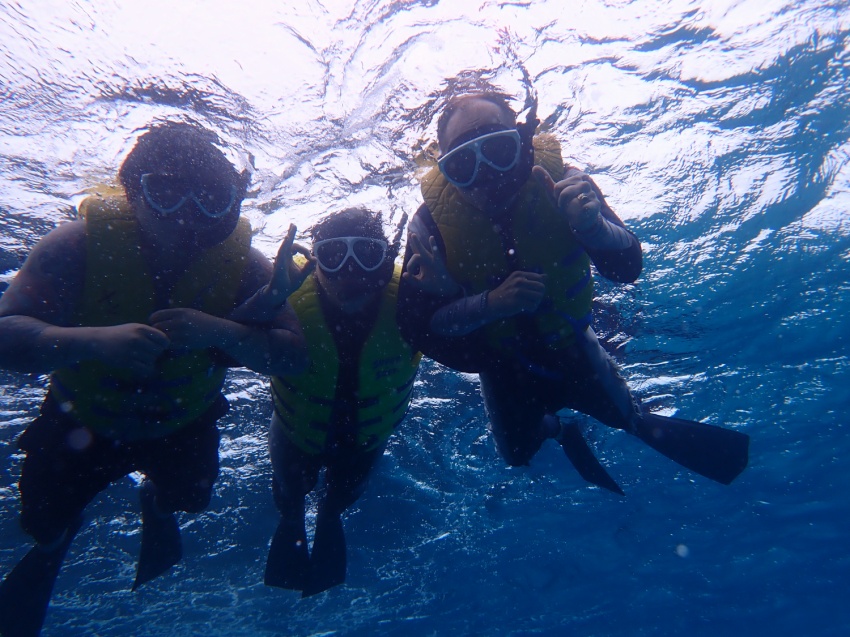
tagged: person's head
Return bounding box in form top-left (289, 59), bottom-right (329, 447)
top-left (118, 121), bottom-right (249, 248)
top-left (310, 208), bottom-right (396, 312)
top-left (436, 93), bottom-right (537, 212)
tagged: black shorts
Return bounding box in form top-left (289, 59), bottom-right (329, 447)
top-left (17, 394), bottom-right (228, 545)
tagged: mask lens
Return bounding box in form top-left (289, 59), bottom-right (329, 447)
top-left (481, 134), bottom-right (519, 169)
top-left (442, 149), bottom-right (477, 186)
top-left (141, 173), bottom-right (187, 213)
top-left (315, 239), bottom-right (348, 271)
top-left (194, 182), bottom-right (236, 218)
top-left (352, 239), bottom-right (386, 270)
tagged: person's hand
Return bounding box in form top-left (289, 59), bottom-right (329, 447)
top-left (265, 224), bottom-right (316, 306)
top-left (533, 166), bottom-right (602, 235)
top-left (402, 233), bottom-right (461, 296)
top-left (149, 308), bottom-right (226, 350)
top-left (487, 271), bottom-right (546, 319)
top-left (90, 323), bottom-right (170, 377)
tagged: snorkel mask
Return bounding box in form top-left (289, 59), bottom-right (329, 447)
top-left (441, 100), bottom-right (539, 213)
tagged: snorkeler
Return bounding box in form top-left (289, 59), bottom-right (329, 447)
top-left (240, 208), bottom-right (421, 597)
top-left (398, 92), bottom-right (749, 488)
top-left (0, 122), bottom-right (308, 636)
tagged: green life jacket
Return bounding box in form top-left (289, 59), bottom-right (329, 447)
top-left (49, 187), bottom-right (251, 440)
top-left (271, 266), bottom-right (421, 454)
top-left (421, 133), bottom-right (593, 353)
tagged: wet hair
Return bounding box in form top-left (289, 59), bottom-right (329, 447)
top-left (436, 92), bottom-right (517, 152)
top-left (311, 208), bottom-right (397, 284)
top-left (118, 122), bottom-right (245, 202)
top-left (310, 207), bottom-right (388, 244)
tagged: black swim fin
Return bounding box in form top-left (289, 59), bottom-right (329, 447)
top-left (0, 515), bottom-right (83, 637)
top-left (558, 421), bottom-right (625, 496)
top-left (301, 509), bottom-right (346, 598)
top-left (265, 516), bottom-right (310, 591)
top-left (132, 481), bottom-right (182, 591)
top-left (631, 409), bottom-right (749, 485)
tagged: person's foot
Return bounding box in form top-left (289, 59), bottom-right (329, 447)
top-left (301, 508), bottom-right (346, 598)
top-left (132, 481), bottom-right (182, 590)
top-left (550, 416), bottom-right (625, 496)
top-left (0, 515), bottom-right (84, 637)
top-left (264, 516), bottom-right (310, 590)
top-left (542, 414), bottom-right (565, 440)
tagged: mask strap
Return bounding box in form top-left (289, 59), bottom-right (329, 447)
top-left (388, 211), bottom-right (408, 261)
top-left (516, 101), bottom-right (539, 143)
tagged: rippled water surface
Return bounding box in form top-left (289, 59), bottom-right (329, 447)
top-left (1, 1), bottom-right (849, 635)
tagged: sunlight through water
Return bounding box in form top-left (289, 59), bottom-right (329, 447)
top-left (1, 0), bottom-right (849, 635)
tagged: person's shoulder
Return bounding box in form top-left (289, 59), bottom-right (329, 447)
top-left (245, 245), bottom-right (271, 264)
top-left (240, 246), bottom-right (273, 283)
top-left (0, 219), bottom-right (87, 319)
top-left (408, 203), bottom-right (437, 234)
top-left (39, 218), bottom-right (87, 241)
top-left (26, 219), bottom-right (87, 264)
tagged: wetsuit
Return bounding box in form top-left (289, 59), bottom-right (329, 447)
top-left (398, 140), bottom-right (643, 466)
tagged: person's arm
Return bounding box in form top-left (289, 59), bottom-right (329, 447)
top-left (429, 270), bottom-right (546, 336)
top-left (533, 166), bottom-right (642, 283)
top-left (229, 224), bottom-right (315, 323)
top-left (397, 206), bottom-right (488, 372)
top-left (0, 221), bottom-right (171, 377)
top-left (149, 240), bottom-right (310, 377)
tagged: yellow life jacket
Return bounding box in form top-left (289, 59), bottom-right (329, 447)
top-left (49, 187), bottom-right (252, 440)
top-left (420, 133), bottom-right (594, 354)
top-left (271, 266), bottom-right (421, 454)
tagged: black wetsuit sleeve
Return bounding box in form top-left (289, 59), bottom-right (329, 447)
top-left (397, 205), bottom-right (490, 372)
top-left (573, 169), bottom-right (643, 284)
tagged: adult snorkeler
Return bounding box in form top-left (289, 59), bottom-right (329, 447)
top-left (398, 92), bottom-right (749, 491)
top-left (0, 122), bottom-right (309, 636)
top-left (240, 208), bottom-right (421, 597)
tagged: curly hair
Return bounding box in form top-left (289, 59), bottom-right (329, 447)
top-left (310, 208), bottom-right (387, 243)
top-left (118, 122), bottom-right (242, 202)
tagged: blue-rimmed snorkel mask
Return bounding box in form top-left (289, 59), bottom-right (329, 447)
top-left (310, 208), bottom-right (397, 293)
top-left (140, 173), bottom-right (238, 219)
top-left (313, 236), bottom-right (389, 273)
top-left (438, 129), bottom-right (523, 188)
top-left (440, 101), bottom-right (539, 211)
top-left (119, 122), bottom-right (248, 247)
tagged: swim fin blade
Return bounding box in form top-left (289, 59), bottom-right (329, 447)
top-left (632, 410), bottom-right (749, 485)
top-left (558, 422), bottom-right (625, 496)
top-left (301, 510), bottom-right (346, 598)
top-left (0, 516), bottom-right (83, 637)
top-left (264, 517), bottom-right (310, 591)
top-left (132, 482), bottom-right (182, 591)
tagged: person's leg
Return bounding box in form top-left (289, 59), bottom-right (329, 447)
top-left (322, 443), bottom-right (384, 515)
top-left (265, 414), bottom-right (321, 590)
top-left (479, 369), bottom-right (550, 466)
top-left (560, 327), bottom-right (749, 484)
top-left (18, 399), bottom-right (131, 545)
top-left (132, 397), bottom-right (227, 589)
top-left (2, 398), bottom-right (131, 635)
top-left (557, 327), bottom-right (638, 430)
top-left (141, 397), bottom-right (227, 515)
top-left (301, 443), bottom-right (385, 597)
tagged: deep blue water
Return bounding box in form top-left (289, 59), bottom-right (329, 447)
top-left (1, 1), bottom-right (849, 636)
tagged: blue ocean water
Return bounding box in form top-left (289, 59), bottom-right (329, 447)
top-left (1, 1), bottom-right (849, 636)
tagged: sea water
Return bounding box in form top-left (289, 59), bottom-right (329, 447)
top-left (1, 1), bottom-right (848, 635)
